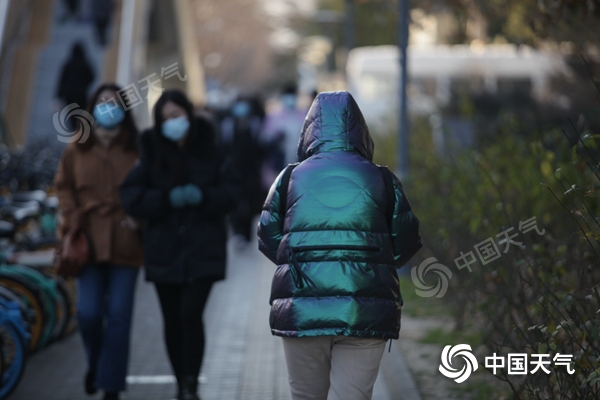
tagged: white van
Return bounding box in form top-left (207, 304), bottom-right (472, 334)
top-left (346, 44), bottom-right (567, 131)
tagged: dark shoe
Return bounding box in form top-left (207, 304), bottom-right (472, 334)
top-left (180, 376), bottom-right (199, 400)
top-left (181, 392), bottom-right (200, 400)
top-left (103, 392), bottom-right (119, 400)
top-left (85, 370), bottom-right (97, 395)
top-left (172, 375), bottom-right (182, 400)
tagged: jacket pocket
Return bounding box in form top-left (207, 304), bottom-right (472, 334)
top-left (287, 244), bottom-right (382, 294)
top-left (292, 244), bottom-right (381, 253)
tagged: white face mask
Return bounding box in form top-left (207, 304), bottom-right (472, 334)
top-left (162, 115), bottom-right (190, 141)
top-left (281, 94), bottom-right (297, 110)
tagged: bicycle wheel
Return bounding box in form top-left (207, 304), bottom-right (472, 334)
top-left (0, 335), bottom-right (4, 387)
top-left (0, 287), bottom-right (27, 312)
top-left (36, 269), bottom-right (70, 340)
top-left (0, 265), bottom-right (56, 348)
top-left (52, 275), bottom-right (76, 339)
top-left (57, 276), bottom-right (78, 337)
top-left (0, 287), bottom-right (33, 334)
top-left (36, 271), bottom-right (78, 338)
top-left (0, 275), bottom-right (44, 352)
top-left (0, 320), bottom-right (27, 399)
top-left (10, 259), bottom-right (68, 340)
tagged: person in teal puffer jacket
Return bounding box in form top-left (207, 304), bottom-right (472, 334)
top-left (258, 91), bottom-right (422, 400)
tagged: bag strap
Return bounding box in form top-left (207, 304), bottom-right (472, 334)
top-left (378, 166), bottom-right (396, 233)
top-left (279, 163), bottom-right (299, 216)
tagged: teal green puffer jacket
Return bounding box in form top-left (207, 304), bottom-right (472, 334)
top-left (258, 91), bottom-right (422, 339)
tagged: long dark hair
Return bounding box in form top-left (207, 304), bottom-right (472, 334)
top-left (149, 89), bottom-right (202, 181)
top-left (78, 83), bottom-right (138, 152)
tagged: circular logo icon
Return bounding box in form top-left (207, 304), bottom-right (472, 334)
top-left (439, 344), bottom-right (479, 383)
top-left (53, 103), bottom-right (93, 144)
top-left (411, 257), bottom-right (453, 298)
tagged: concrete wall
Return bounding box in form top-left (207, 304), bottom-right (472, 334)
top-left (0, 0), bottom-right (55, 147)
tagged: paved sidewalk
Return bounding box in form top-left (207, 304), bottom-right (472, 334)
top-left (27, 0), bottom-right (105, 144)
top-left (10, 237), bottom-right (421, 400)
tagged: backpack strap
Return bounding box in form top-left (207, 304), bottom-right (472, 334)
top-left (378, 165), bottom-right (396, 233)
top-left (279, 163), bottom-right (299, 216)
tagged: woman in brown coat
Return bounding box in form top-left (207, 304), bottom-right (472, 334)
top-left (54, 83), bottom-right (142, 400)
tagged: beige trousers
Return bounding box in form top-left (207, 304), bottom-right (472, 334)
top-left (281, 336), bottom-right (387, 400)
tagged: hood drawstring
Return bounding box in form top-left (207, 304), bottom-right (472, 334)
top-left (288, 248), bottom-right (320, 299)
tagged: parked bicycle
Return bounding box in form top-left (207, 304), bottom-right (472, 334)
top-left (0, 298), bottom-right (29, 399)
top-left (0, 188), bottom-right (77, 398)
top-left (0, 134), bottom-right (73, 398)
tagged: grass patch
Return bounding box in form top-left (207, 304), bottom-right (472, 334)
top-left (399, 275), bottom-right (451, 317)
top-left (449, 378), bottom-right (512, 400)
top-left (419, 326), bottom-right (484, 348)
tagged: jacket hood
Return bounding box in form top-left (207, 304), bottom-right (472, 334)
top-left (297, 91), bottom-right (374, 162)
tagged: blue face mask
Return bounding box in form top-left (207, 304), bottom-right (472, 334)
top-left (162, 115), bottom-right (190, 141)
top-left (281, 94), bottom-right (297, 110)
top-left (93, 104), bottom-right (125, 129)
top-left (231, 101), bottom-right (251, 119)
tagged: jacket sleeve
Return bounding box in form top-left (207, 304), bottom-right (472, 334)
top-left (119, 157), bottom-right (169, 219)
top-left (390, 175), bottom-right (422, 267)
top-left (54, 145), bottom-right (81, 238)
top-left (54, 145), bottom-right (79, 237)
top-left (257, 167), bottom-right (289, 264)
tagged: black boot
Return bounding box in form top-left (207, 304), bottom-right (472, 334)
top-left (84, 370), bottom-right (97, 395)
top-left (103, 392), bottom-right (119, 400)
top-left (171, 375), bottom-right (183, 400)
top-left (171, 384), bottom-right (181, 400)
top-left (180, 376), bottom-right (200, 400)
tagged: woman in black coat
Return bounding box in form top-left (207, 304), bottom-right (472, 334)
top-left (119, 89), bottom-right (239, 400)
top-left (56, 42), bottom-right (95, 112)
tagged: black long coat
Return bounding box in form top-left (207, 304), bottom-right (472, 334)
top-left (56, 44), bottom-right (95, 107)
top-left (221, 116), bottom-right (266, 215)
top-left (119, 117), bottom-right (240, 284)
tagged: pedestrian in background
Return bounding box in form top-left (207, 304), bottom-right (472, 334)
top-left (91, 0), bottom-right (114, 46)
top-left (260, 83), bottom-right (306, 192)
top-left (119, 89), bottom-right (240, 400)
top-left (61, 0), bottom-right (81, 21)
top-left (220, 94), bottom-right (266, 249)
top-left (54, 83), bottom-right (142, 400)
top-left (258, 91), bottom-right (422, 400)
top-left (55, 42), bottom-right (95, 125)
